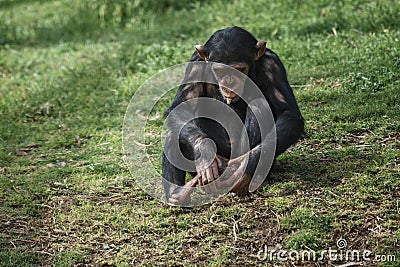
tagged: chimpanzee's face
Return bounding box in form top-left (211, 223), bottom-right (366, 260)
top-left (195, 40), bottom-right (266, 105)
top-left (211, 63), bottom-right (249, 105)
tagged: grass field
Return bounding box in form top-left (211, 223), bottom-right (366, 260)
top-left (0, 0), bottom-right (399, 266)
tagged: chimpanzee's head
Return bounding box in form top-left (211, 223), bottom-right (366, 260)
top-left (195, 27), bottom-right (266, 104)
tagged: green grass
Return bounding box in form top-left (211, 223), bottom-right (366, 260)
top-left (0, 0), bottom-right (399, 266)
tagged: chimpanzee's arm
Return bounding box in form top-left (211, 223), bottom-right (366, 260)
top-left (232, 49), bottom-right (304, 186)
top-left (163, 54), bottom-right (222, 200)
top-left (162, 82), bottom-right (208, 203)
top-left (165, 83), bottom-right (207, 160)
top-left (259, 48), bottom-right (304, 157)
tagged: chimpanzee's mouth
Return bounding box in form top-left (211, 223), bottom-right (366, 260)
top-left (224, 95), bottom-right (239, 105)
top-left (221, 86), bottom-right (240, 105)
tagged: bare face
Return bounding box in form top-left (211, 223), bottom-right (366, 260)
top-left (211, 63), bottom-right (249, 105)
top-left (195, 40), bottom-right (266, 105)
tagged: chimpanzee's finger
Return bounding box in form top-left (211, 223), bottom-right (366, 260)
top-left (199, 172), bottom-right (205, 187)
top-left (211, 160), bottom-right (219, 179)
top-left (215, 156), bottom-right (222, 169)
top-left (205, 168), bottom-right (214, 184)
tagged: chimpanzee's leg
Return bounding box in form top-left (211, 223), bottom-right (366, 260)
top-left (162, 152), bottom-right (186, 201)
top-left (275, 111), bottom-right (304, 156)
top-left (162, 118), bottom-right (203, 203)
top-left (228, 105), bottom-right (264, 195)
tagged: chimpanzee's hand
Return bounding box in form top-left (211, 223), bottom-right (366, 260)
top-left (194, 138), bottom-right (219, 192)
top-left (196, 156), bottom-right (223, 194)
top-left (213, 152), bottom-right (251, 195)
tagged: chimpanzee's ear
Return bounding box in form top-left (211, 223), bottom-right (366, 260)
top-left (254, 41), bottom-right (267, 60)
top-left (195, 45), bottom-right (208, 62)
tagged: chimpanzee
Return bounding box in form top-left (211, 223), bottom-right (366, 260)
top-left (162, 26), bottom-right (304, 205)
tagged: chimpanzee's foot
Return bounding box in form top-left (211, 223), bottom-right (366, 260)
top-left (230, 174), bottom-right (252, 196)
top-left (167, 176), bottom-right (198, 206)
